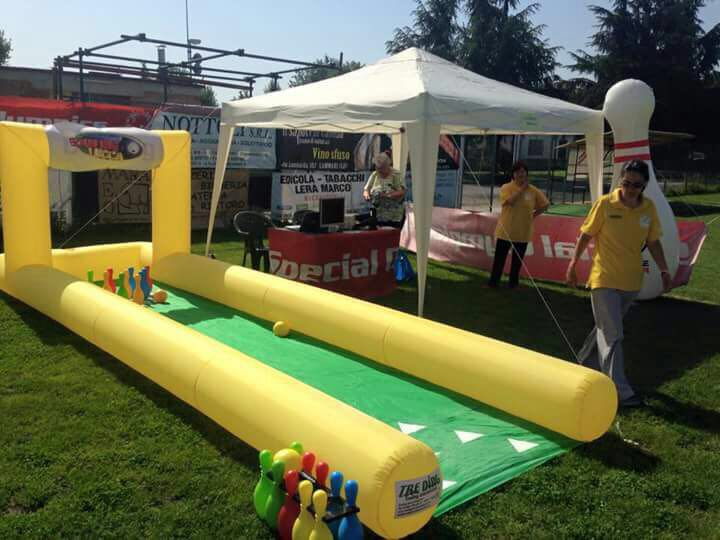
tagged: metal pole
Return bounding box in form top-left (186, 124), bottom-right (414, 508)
top-left (490, 136), bottom-right (498, 213)
top-left (78, 49), bottom-right (86, 102)
top-left (185, 0), bottom-right (191, 63)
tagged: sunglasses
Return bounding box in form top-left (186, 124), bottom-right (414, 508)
top-left (622, 180), bottom-right (645, 189)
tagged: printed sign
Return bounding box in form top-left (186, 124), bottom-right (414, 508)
top-left (401, 206), bottom-right (707, 289)
top-left (394, 469), bottom-right (442, 518)
top-left (98, 168), bottom-right (248, 228)
top-left (404, 169), bottom-right (461, 208)
top-left (152, 110), bottom-right (276, 169)
top-left (46, 122), bottom-right (163, 172)
top-left (271, 170), bottom-right (370, 221)
top-left (267, 228), bottom-right (401, 298)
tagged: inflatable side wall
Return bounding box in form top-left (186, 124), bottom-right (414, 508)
top-left (0, 120), bottom-right (618, 537)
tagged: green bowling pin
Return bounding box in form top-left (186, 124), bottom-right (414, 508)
top-left (264, 460), bottom-right (286, 529)
top-left (253, 450), bottom-right (274, 519)
top-left (117, 271), bottom-right (128, 299)
top-left (290, 441), bottom-right (304, 455)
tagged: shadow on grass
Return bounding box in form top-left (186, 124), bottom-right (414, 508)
top-left (578, 430), bottom-right (661, 473)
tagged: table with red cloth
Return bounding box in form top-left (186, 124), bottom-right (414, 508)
top-left (267, 227), bottom-right (401, 298)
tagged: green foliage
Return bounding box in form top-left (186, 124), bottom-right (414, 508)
top-left (199, 86), bottom-right (218, 107)
top-left (569, 0), bottom-right (720, 134)
top-left (386, 0), bottom-right (558, 89)
top-left (0, 29), bottom-right (11, 66)
top-left (386, 0), bottom-right (462, 61)
top-left (287, 55), bottom-right (364, 88)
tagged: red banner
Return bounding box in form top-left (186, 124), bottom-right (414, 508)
top-left (401, 207), bottom-right (707, 288)
top-left (268, 228), bottom-right (401, 298)
top-left (0, 96), bottom-right (156, 127)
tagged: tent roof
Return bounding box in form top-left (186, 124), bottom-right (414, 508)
top-left (220, 48), bottom-right (602, 135)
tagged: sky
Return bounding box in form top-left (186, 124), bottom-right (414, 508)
top-left (2, 0), bottom-right (719, 102)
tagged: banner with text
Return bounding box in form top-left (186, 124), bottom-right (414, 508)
top-left (98, 168), bottom-right (248, 227)
top-left (401, 206), bottom-right (707, 288)
top-left (268, 228), bottom-right (401, 298)
top-left (271, 170), bottom-right (370, 221)
top-left (404, 169), bottom-right (461, 208)
top-left (151, 109), bottom-right (275, 169)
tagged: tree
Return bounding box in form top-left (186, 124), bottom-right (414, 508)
top-left (463, 1), bottom-right (559, 89)
top-left (264, 78), bottom-right (281, 93)
top-left (288, 55), bottom-right (364, 87)
top-left (570, 0), bottom-right (720, 134)
top-left (386, 1), bottom-right (559, 90)
top-left (0, 30), bottom-right (11, 66)
top-left (199, 86), bottom-right (218, 107)
top-left (386, 0), bottom-right (462, 61)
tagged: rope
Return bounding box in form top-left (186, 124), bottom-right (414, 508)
top-left (451, 137), bottom-right (580, 362)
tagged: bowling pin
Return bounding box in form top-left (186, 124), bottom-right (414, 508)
top-left (315, 461), bottom-right (329, 490)
top-left (128, 267), bottom-right (136, 294)
top-left (107, 268), bottom-right (116, 293)
top-left (132, 279), bottom-right (145, 305)
top-left (264, 460), bottom-right (286, 529)
top-left (327, 471), bottom-right (344, 538)
top-left (117, 272), bottom-right (128, 299)
top-left (274, 446), bottom-right (302, 476)
top-left (122, 271), bottom-right (132, 299)
top-left (292, 480), bottom-right (314, 540)
top-left (301, 451), bottom-right (316, 483)
top-left (338, 480), bottom-right (363, 540)
top-left (139, 268), bottom-right (150, 300)
top-left (144, 265), bottom-right (153, 290)
top-left (308, 489), bottom-right (332, 540)
top-left (277, 470), bottom-right (301, 540)
top-left (290, 441), bottom-right (304, 455)
top-left (253, 449), bottom-right (274, 519)
top-left (86, 270), bottom-right (94, 284)
top-left (102, 270), bottom-right (113, 292)
top-left (603, 80), bottom-right (680, 299)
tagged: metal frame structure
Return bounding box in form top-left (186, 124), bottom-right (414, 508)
top-left (54, 33), bottom-right (342, 103)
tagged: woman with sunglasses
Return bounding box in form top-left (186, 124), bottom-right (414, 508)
top-left (566, 159), bottom-right (671, 408)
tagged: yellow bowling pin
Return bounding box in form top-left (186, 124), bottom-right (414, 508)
top-left (308, 490), bottom-right (332, 540)
top-left (132, 280), bottom-right (145, 305)
top-left (292, 480), bottom-right (314, 540)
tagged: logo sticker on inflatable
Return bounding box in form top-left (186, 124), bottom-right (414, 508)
top-left (45, 121), bottom-right (164, 171)
top-left (394, 469), bottom-right (442, 518)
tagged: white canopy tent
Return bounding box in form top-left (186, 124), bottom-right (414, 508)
top-left (206, 48), bottom-right (605, 316)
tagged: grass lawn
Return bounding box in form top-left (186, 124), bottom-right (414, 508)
top-left (1, 194), bottom-right (719, 538)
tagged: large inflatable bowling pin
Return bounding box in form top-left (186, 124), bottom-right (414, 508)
top-left (603, 80), bottom-right (680, 299)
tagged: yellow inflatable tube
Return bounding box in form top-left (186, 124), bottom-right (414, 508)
top-left (154, 251), bottom-right (617, 442)
top-left (4, 262), bottom-right (438, 539)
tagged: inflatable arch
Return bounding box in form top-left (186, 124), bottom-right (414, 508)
top-left (0, 121), bottom-right (617, 538)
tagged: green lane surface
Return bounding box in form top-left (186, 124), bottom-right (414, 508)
top-left (150, 284), bottom-right (578, 515)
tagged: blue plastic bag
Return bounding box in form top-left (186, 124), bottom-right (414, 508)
top-left (394, 250), bottom-right (416, 283)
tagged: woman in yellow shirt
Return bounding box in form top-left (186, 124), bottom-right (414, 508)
top-left (488, 161), bottom-right (550, 288)
top-left (566, 160), bottom-right (671, 408)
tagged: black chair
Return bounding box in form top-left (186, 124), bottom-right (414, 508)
top-left (292, 209), bottom-right (313, 225)
top-left (232, 211), bottom-right (273, 272)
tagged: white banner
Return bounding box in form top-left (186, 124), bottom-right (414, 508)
top-left (271, 170), bottom-right (371, 221)
top-left (151, 111), bottom-right (276, 169)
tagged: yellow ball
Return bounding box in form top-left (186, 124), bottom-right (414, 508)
top-left (273, 448), bottom-right (301, 474)
top-left (152, 290), bottom-right (168, 303)
top-left (273, 321), bottom-right (290, 337)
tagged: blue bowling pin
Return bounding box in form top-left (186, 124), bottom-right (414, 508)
top-left (128, 267), bottom-right (136, 294)
top-left (338, 480), bottom-right (363, 540)
top-left (327, 471), bottom-right (344, 538)
top-left (139, 268), bottom-right (151, 300)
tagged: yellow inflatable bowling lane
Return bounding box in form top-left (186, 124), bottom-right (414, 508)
top-left (0, 121), bottom-right (617, 538)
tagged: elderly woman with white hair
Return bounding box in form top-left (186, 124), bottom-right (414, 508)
top-left (362, 151), bottom-right (407, 227)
